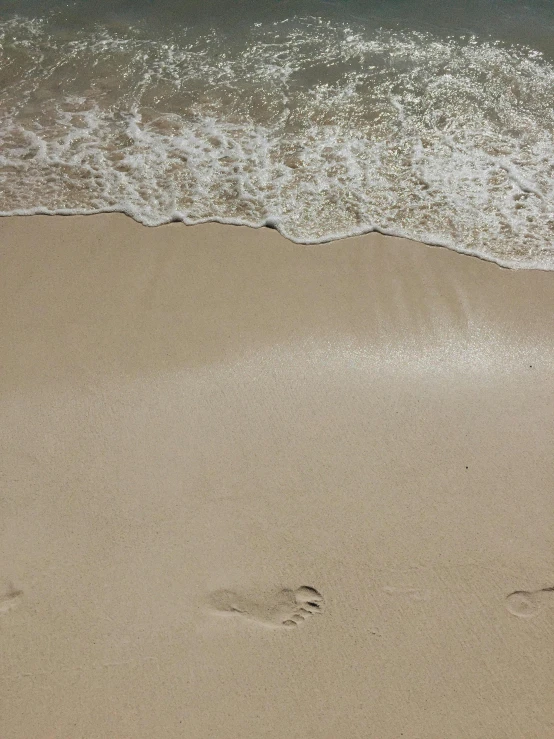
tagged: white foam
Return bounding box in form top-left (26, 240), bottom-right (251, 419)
top-left (1, 15), bottom-right (553, 268)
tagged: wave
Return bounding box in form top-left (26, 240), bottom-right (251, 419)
top-left (1, 14), bottom-right (553, 268)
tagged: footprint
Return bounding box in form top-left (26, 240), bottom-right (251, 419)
top-left (208, 586), bottom-right (324, 629)
top-left (0, 582), bottom-right (23, 615)
top-left (505, 590), bottom-right (541, 618)
top-left (505, 586), bottom-right (553, 618)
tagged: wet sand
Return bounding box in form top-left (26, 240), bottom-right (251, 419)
top-left (1, 214), bottom-right (553, 738)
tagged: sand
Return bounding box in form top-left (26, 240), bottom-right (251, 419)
top-left (1, 214), bottom-right (553, 738)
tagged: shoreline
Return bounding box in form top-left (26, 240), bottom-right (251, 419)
top-left (1, 211), bottom-right (552, 271)
top-left (1, 214), bottom-right (553, 738)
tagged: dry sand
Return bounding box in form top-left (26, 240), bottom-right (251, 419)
top-left (1, 214), bottom-right (553, 738)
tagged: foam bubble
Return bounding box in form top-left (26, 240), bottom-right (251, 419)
top-left (0, 14), bottom-right (553, 268)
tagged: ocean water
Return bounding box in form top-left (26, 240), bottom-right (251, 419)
top-left (1, 0), bottom-right (553, 268)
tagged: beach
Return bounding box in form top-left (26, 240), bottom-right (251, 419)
top-left (1, 214), bottom-right (553, 738)
top-left (2, 6), bottom-right (554, 269)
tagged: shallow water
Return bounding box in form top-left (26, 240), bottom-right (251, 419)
top-left (1, 0), bottom-right (553, 267)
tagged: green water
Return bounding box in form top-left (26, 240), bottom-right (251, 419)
top-left (1, 0), bottom-right (553, 267)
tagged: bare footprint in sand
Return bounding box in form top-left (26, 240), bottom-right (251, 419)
top-left (505, 586), bottom-right (554, 618)
top-left (0, 582), bottom-right (23, 615)
top-left (209, 586), bottom-right (324, 628)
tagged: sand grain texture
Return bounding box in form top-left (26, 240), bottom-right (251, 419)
top-left (1, 215), bottom-right (553, 738)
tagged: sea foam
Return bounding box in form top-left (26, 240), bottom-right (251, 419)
top-left (1, 14), bottom-right (553, 268)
